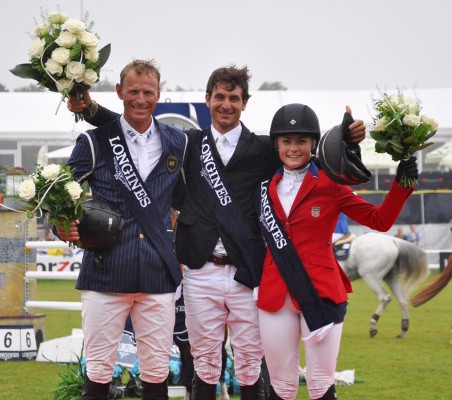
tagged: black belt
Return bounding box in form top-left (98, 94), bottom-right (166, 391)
top-left (208, 254), bottom-right (232, 266)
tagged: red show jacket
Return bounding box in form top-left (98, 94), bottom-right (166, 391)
top-left (257, 167), bottom-right (414, 313)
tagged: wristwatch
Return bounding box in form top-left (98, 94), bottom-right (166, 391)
top-left (82, 100), bottom-right (98, 119)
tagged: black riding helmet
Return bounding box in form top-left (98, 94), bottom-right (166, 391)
top-left (318, 112), bottom-right (372, 185)
top-left (270, 103), bottom-right (321, 149)
top-left (77, 199), bottom-right (124, 250)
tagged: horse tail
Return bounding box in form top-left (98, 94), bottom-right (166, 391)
top-left (411, 255), bottom-right (452, 307)
top-left (393, 238), bottom-right (430, 294)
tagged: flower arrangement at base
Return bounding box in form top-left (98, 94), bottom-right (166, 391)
top-left (18, 164), bottom-right (87, 240)
top-left (369, 88), bottom-right (439, 188)
top-left (10, 7), bottom-right (110, 122)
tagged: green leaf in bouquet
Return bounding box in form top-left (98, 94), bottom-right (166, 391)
top-left (388, 136), bottom-right (404, 150)
top-left (413, 142), bottom-right (434, 152)
top-left (392, 153), bottom-right (405, 162)
top-left (85, 60), bottom-right (96, 70)
top-left (70, 42), bottom-right (83, 61)
top-left (42, 41), bottom-right (59, 58)
top-left (36, 75), bottom-right (58, 92)
top-left (39, 198), bottom-right (51, 211)
top-left (74, 203), bottom-right (83, 219)
top-left (402, 135), bottom-right (418, 145)
top-left (413, 124), bottom-right (431, 142)
top-left (375, 140), bottom-right (389, 153)
top-left (97, 44), bottom-right (111, 70)
top-left (423, 130), bottom-right (437, 142)
top-left (384, 147), bottom-right (402, 157)
top-left (10, 63), bottom-right (42, 81)
top-left (41, 79), bottom-right (58, 93)
top-left (370, 130), bottom-right (386, 141)
top-left (391, 146), bottom-right (405, 154)
top-left (383, 145), bottom-right (400, 158)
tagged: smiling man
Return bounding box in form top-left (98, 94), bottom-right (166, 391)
top-left (58, 59), bottom-right (188, 400)
top-left (174, 67), bottom-right (279, 399)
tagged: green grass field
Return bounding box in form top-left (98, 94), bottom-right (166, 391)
top-left (1, 274), bottom-right (451, 399)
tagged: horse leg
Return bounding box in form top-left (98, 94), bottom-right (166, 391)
top-left (384, 273), bottom-right (409, 338)
top-left (361, 275), bottom-right (392, 338)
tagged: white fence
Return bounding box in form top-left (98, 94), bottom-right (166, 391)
top-left (24, 241), bottom-right (451, 314)
top-left (24, 240), bottom-right (82, 312)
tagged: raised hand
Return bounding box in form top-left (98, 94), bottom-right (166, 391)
top-left (345, 105), bottom-right (366, 144)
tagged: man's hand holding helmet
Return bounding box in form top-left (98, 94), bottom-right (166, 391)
top-left (55, 200), bottom-right (124, 250)
top-left (344, 105), bottom-right (366, 145)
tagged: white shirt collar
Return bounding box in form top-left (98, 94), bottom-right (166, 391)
top-left (120, 115), bottom-right (155, 142)
top-left (211, 124), bottom-right (242, 146)
top-left (283, 164), bottom-right (309, 182)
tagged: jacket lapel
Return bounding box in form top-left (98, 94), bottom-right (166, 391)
top-left (269, 173), bottom-right (287, 221)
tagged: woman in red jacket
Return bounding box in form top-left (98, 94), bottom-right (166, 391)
top-left (256, 104), bottom-right (418, 400)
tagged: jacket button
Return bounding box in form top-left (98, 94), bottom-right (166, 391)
top-left (139, 234), bottom-right (144, 239)
top-left (285, 221), bottom-right (290, 227)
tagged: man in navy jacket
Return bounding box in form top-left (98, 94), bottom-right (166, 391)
top-left (59, 59), bottom-right (187, 400)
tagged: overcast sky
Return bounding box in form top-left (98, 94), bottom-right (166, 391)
top-left (1, 0), bottom-right (451, 92)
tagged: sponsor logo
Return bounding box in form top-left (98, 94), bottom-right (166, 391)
top-left (260, 181), bottom-right (287, 250)
top-left (109, 136), bottom-right (152, 208)
top-left (199, 136), bottom-right (231, 206)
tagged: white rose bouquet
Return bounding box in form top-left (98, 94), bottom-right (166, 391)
top-left (369, 88), bottom-right (439, 188)
top-left (10, 8), bottom-right (110, 122)
top-left (18, 163), bottom-right (88, 237)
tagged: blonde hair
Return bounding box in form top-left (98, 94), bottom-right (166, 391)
top-left (119, 59), bottom-right (160, 87)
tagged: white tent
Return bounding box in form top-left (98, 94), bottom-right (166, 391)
top-left (2, 88), bottom-right (452, 138)
top-left (359, 138), bottom-right (398, 189)
top-left (425, 141), bottom-right (452, 164)
top-left (360, 138), bottom-right (398, 170)
top-left (439, 152), bottom-right (452, 168)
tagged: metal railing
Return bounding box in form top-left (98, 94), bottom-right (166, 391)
top-left (24, 240), bottom-right (81, 311)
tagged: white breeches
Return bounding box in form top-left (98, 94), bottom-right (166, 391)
top-left (81, 290), bottom-right (175, 384)
top-left (259, 294), bottom-right (343, 400)
top-left (183, 262), bottom-right (263, 386)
